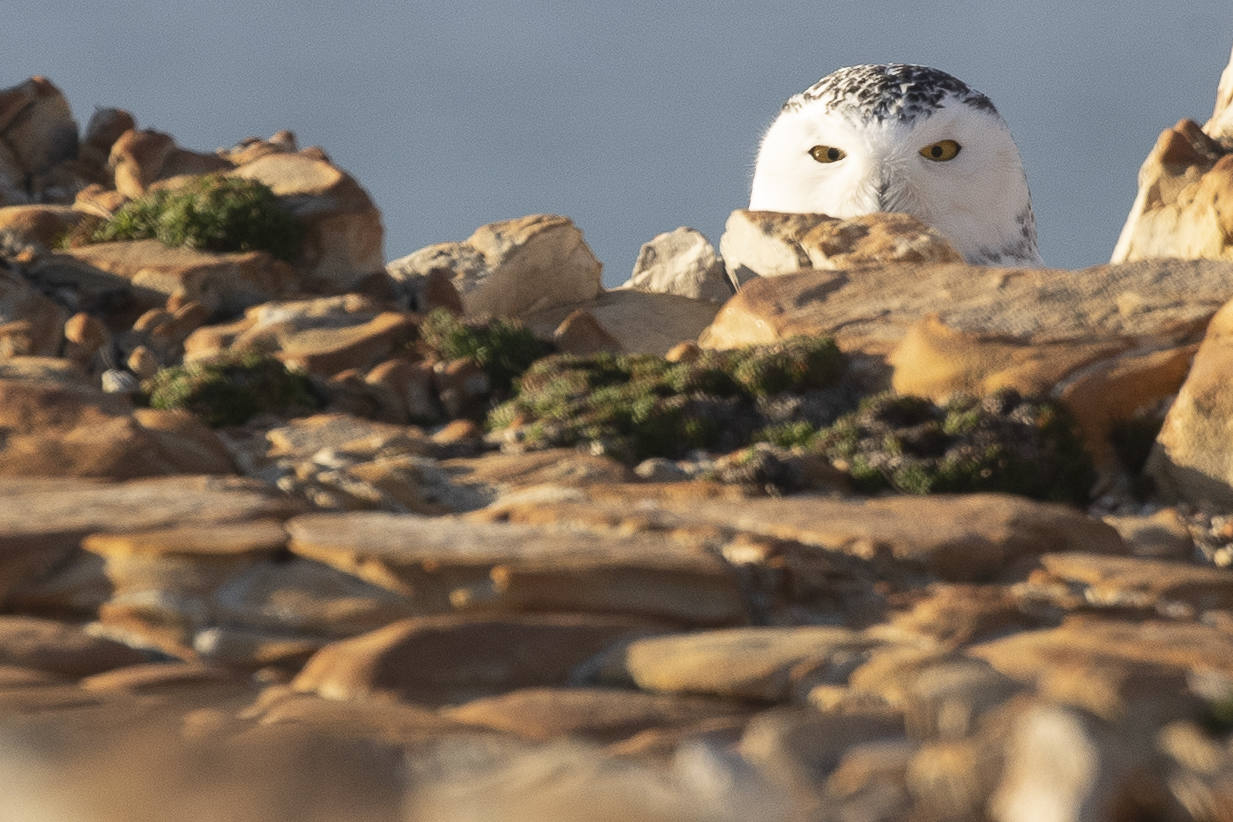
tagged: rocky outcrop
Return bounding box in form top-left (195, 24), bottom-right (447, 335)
top-left (621, 226), bottom-right (732, 302)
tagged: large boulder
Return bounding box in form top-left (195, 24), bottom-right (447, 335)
top-left (229, 151), bottom-right (385, 292)
top-left (0, 77), bottom-right (77, 183)
top-left (107, 128), bottom-right (230, 198)
top-left (1148, 296), bottom-right (1233, 506)
top-left (387, 214), bottom-right (602, 318)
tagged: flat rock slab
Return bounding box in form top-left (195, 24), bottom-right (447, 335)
top-left (286, 511), bottom-right (746, 625)
top-left (1035, 552), bottom-right (1233, 613)
top-left (649, 493), bottom-right (1124, 583)
top-left (0, 475), bottom-right (301, 605)
top-left (593, 626), bottom-right (893, 702)
top-left (523, 288), bottom-right (722, 356)
top-left (0, 616), bottom-right (148, 678)
top-left (443, 686), bottom-right (752, 743)
top-left (291, 614), bottom-right (666, 704)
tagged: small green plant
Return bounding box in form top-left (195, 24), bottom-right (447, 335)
top-left (487, 336), bottom-right (847, 463)
top-left (814, 389), bottom-right (1096, 504)
top-left (93, 175), bottom-right (303, 261)
top-left (144, 352), bottom-right (320, 427)
top-left (418, 309), bottom-right (554, 392)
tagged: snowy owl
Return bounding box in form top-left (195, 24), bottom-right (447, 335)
top-left (749, 64), bottom-right (1042, 266)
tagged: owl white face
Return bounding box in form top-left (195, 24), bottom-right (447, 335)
top-left (749, 66), bottom-right (1042, 266)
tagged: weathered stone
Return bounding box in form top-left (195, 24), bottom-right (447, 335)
top-left (592, 626), bottom-right (891, 702)
top-left (444, 686), bottom-right (749, 743)
top-left (1033, 552), bottom-right (1233, 614)
top-left (362, 357), bottom-right (439, 423)
top-left (246, 684), bottom-right (467, 743)
top-left (552, 308), bottom-right (622, 354)
top-left (286, 511), bottom-right (745, 624)
top-left (1149, 298), bottom-right (1233, 507)
top-left (292, 614), bottom-right (662, 703)
top-left (108, 129), bottom-right (230, 198)
top-left (1101, 509), bottom-right (1194, 560)
top-left (719, 210), bottom-right (962, 287)
top-left (387, 214), bottom-right (602, 318)
top-left (970, 617), bottom-right (1231, 722)
top-left (0, 475), bottom-right (299, 605)
top-left (80, 108), bottom-right (136, 167)
top-left (0, 377), bottom-right (234, 480)
top-left (887, 583), bottom-right (1053, 646)
top-left (623, 226), bottom-right (733, 302)
top-left (522, 288), bottom-right (721, 356)
top-left (56, 240), bottom-right (300, 315)
top-left (0, 204), bottom-right (85, 249)
top-left (1112, 118), bottom-right (1233, 262)
top-left (0, 264), bottom-right (64, 356)
top-left (0, 616), bottom-right (147, 678)
top-left (0, 77), bottom-right (77, 178)
top-left (229, 152), bottom-right (385, 292)
top-left (63, 311), bottom-right (109, 367)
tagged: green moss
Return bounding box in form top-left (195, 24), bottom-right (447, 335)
top-left (488, 336), bottom-right (847, 463)
top-left (419, 309), bottom-right (554, 393)
top-left (754, 420), bottom-right (819, 449)
top-left (93, 175), bottom-right (303, 261)
top-left (815, 389), bottom-right (1096, 504)
top-left (144, 352), bottom-right (320, 427)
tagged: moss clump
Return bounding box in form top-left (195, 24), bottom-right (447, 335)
top-left (144, 352), bottom-right (320, 427)
top-left (419, 309), bottom-right (554, 393)
top-left (93, 175), bottom-right (303, 261)
top-left (814, 389), bottom-right (1095, 504)
top-left (488, 336), bottom-right (846, 463)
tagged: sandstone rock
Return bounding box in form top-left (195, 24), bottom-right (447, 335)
top-left (0, 475), bottom-right (299, 606)
top-left (80, 108), bottom-right (136, 168)
top-left (292, 614), bottom-right (663, 703)
top-left (285, 511), bottom-right (745, 624)
top-left (1149, 297), bottom-right (1233, 507)
top-left (622, 226), bottom-right (733, 302)
top-left (552, 308), bottom-right (622, 354)
top-left (229, 152), bottom-right (385, 292)
top-left (63, 311), bottom-right (109, 367)
top-left (522, 288), bottom-right (721, 356)
top-left (387, 214), bottom-right (602, 318)
top-left (1101, 509), bottom-right (1194, 560)
top-left (1033, 552), bottom-right (1233, 614)
top-left (0, 616), bottom-right (148, 678)
top-left (0, 77), bottom-right (77, 179)
top-left (108, 129), bottom-right (230, 198)
top-left (362, 357), bottom-right (439, 423)
top-left (701, 259), bottom-right (1233, 462)
top-left (888, 583), bottom-right (1053, 647)
top-left (593, 626), bottom-right (891, 702)
top-left (0, 264), bottom-right (64, 356)
top-left (444, 686), bottom-right (749, 743)
top-left (0, 375), bottom-right (234, 480)
top-left (55, 240), bottom-right (300, 315)
top-left (0, 204), bottom-right (86, 249)
top-left (719, 210), bottom-right (962, 288)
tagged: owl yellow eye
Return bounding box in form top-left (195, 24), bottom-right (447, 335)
top-left (809, 145), bottom-right (846, 163)
top-left (920, 140), bottom-right (961, 161)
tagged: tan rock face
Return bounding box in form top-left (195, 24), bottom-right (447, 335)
top-left (229, 152), bottom-right (385, 292)
top-left (1148, 297), bottom-right (1233, 506)
top-left (387, 214), bottom-right (602, 318)
top-left (0, 264), bottom-right (64, 356)
top-left (0, 204), bottom-right (86, 249)
top-left (108, 129), bottom-right (231, 198)
top-left (522, 288), bottom-right (721, 356)
top-left (0, 77), bottom-right (77, 180)
top-left (719, 210), bottom-right (962, 288)
top-left (622, 226), bottom-right (733, 303)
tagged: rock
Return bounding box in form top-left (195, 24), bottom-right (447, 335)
top-left (52, 240), bottom-right (300, 315)
top-left (0, 204), bottom-right (86, 249)
top-left (622, 226), bottom-right (733, 302)
top-left (1101, 509), bottom-right (1194, 560)
top-left (0, 616), bottom-right (148, 678)
top-left (1032, 552), bottom-right (1233, 614)
top-left (228, 152), bottom-right (385, 292)
top-left (285, 511), bottom-right (746, 624)
top-left (63, 311), bottom-right (109, 368)
top-left (0, 374), bottom-right (235, 480)
top-left (0, 475), bottom-right (299, 606)
top-left (719, 210), bottom-right (962, 288)
top-left (443, 686), bottom-right (749, 743)
top-left (991, 702), bottom-right (1167, 822)
top-left (291, 613), bottom-right (663, 704)
top-left (362, 357), bottom-right (439, 423)
top-left (522, 288), bottom-right (721, 356)
top-left (552, 308), bottom-right (622, 354)
top-left (0, 264), bottom-right (64, 356)
top-left (0, 77), bottom-right (77, 180)
top-left (80, 108), bottom-right (136, 167)
top-left (1148, 298), bottom-right (1233, 506)
top-left (107, 128), bottom-right (230, 198)
top-left (888, 583), bottom-right (1053, 646)
top-left (386, 214), bottom-right (602, 318)
top-left (592, 626), bottom-right (892, 702)
top-left (700, 259), bottom-right (1233, 464)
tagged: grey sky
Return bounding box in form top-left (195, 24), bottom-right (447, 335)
top-left (7, 2), bottom-right (1232, 284)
